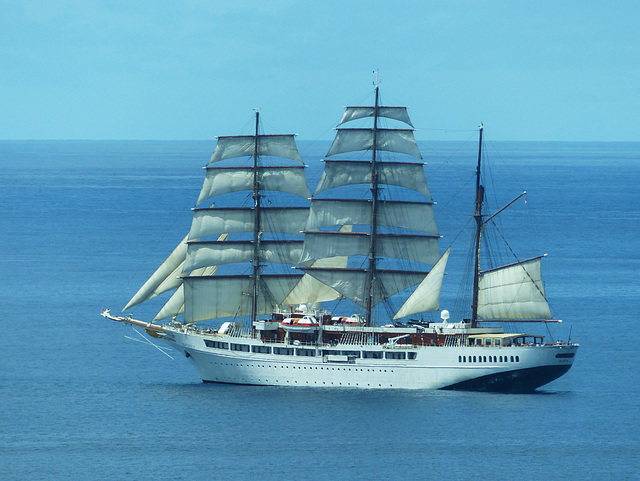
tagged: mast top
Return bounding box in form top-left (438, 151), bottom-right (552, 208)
top-left (373, 69), bottom-right (380, 88)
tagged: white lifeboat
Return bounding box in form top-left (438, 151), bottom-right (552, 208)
top-left (331, 314), bottom-right (364, 325)
top-left (281, 315), bottom-right (319, 333)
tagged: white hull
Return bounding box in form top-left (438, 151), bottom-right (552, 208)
top-left (160, 328), bottom-right (577, 392)
top-left (102, 104), bottom-right (580, 393)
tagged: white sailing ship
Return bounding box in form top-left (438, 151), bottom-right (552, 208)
top-left (103, 87), bottom-right (578, 392)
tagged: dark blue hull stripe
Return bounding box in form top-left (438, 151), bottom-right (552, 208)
top-left (441, 365), bottom-right (572, 393)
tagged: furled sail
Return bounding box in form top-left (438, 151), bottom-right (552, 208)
top-left (477, 256), bottom-right (552, 320)
top-left (209, 135), bottom-right (303, 164)
top-left (393, 248), bottom-right (450, 319)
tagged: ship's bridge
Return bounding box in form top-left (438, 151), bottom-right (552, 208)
top-left (468, 333), bottom-right (544, 348)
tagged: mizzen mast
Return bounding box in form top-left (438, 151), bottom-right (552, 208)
top-left (471, 124), bottom-right (484, 328)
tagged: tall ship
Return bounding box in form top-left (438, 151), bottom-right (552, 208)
top-left (103, 87), bottom-right (578, 392)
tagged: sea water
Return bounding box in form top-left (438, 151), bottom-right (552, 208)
top-left (0, 140), bottom-right (638, 480)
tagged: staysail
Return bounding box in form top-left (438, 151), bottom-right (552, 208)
top-left (394, 248), bottom-right (450, 319)
top-left (124, 233), bottom-right (229, 320)
top-left (122, 234), bottom-right (190, 312)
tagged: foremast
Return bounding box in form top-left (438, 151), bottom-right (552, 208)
top-left (181, 113), bottom-right (309, 325)
top-left (122, 112), bottom-right (310, 325)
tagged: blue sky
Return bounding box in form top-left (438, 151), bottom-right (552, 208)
top-left (1, 0), bottom-right (638, 141)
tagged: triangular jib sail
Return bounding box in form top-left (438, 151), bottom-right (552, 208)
top-left (122, 234), bottom-right (190, 312)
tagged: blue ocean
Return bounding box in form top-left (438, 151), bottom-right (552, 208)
top-left (0, 139), bottom-right (638, 480)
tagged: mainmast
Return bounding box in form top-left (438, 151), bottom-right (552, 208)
top-left (297, 86), bottom-right (436, 324)
top-left (251, 110), bottom-right (262, 323)
top-left (365, 85), bottom-right (381, 325)
top-left (471, 124), bottom-right (484, 327)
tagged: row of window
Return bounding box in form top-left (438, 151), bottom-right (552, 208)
top-left (203, 340), bottom-right (416, 360)
top-left (459, 355), bottom-right (520, 363)
top-left (210, 362), bottom-right (398, 387)
top-left (215, 361), bottom-right (395, 374)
